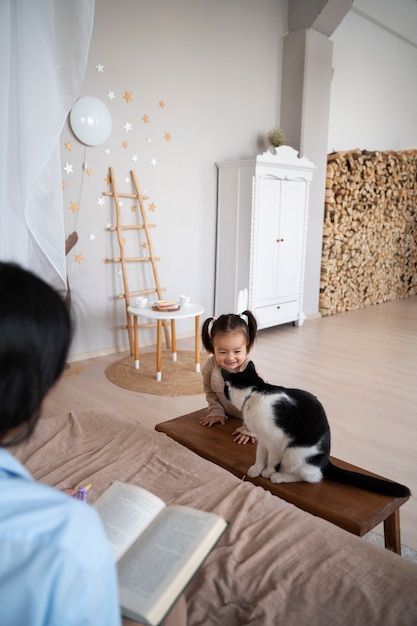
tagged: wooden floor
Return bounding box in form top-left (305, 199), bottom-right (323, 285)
top-left (44, 296), bottom-right (417, 552)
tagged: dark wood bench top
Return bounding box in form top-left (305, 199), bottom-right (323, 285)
top-left (155, 408), bottom-right (409, 553)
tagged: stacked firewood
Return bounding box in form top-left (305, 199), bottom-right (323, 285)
top-left (319, 149), bottom-right (417, 316)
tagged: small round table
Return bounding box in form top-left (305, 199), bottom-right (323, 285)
top-left (127, 303), bottom-right (205, 381)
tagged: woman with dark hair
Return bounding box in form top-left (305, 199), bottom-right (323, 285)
top-left (0, 262), bottom-right (121, 626)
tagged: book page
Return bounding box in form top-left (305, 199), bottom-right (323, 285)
top-left (94, 481), bottom-right (165, 562)
top-left (118, 505), bottom-right (227, 625)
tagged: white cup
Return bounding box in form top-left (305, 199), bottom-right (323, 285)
top-left (179, 294), bottom-right (191, 305)
top-left (135, 296), bottom-right (148, 307)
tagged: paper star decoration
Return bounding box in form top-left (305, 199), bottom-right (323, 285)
top-left (85, 168), bottom-right (93, 176)
top-left (147, 138), bottom-right (152, 144)
top-left (141, 242), bottom-right (148, 249)
top-left (106, 222), bottom-right (112, 229)
top-left (158, 100), bottom-right (165, 109)
top-left (103, 257), bottom-right (110, 264)
top-left (124, 177), bottom-right (130, 184)
top-left (105, 148), bottom-right (111, 155)
top-left (96, 63), bottom-right (104, 73)
top-left (62, 181), bottom-right (67, 190)
top-left (107, 91), bottom-right (116, 100)
top-left (164, 132), bottom-right (172, 142)
top-left (130, 204), bottom-right (136, 213)
top-left (123, 122), bottom-right (133, 132)
top-left (150, 158), bottom-right (158, 167)
top-left (149, 203), bottom-right (156, 212)
top-left (88, 233), bottom-right (96, 242)
top-left (97, 197), bottom-right (106, 206)
top-left (122, 141), bottom-right (128, 149)
top-left (131, 154), bottom-right (138, 162)
top-left (63, 162), bottom-right (74, 175)
top-left (123, 91), bottom-right (133, 103)
top-left (142, 114), bottom-right (150, 124)
top-left (75, 253), bottom-right (84, 264)
top-left (116, 268), bottom-right (123, 277)
top-left (64, 141), bottom-right (72, 151)
top-left (69, 202), bottom-right (79, 213)
top-left (105, 174), bottom-right (111, 185)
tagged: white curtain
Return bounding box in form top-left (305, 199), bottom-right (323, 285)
top-left (0, 0), bottom-right (95, 293)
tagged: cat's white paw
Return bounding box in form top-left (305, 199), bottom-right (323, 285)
top-left (270, 471), bottom-right (285, 483)
top-left (247, 465), bottom-right (262, 478)
top-left (261, 467), bottom-right (274, 479)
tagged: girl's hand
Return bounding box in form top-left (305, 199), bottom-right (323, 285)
top-left (232, 426), bottom-right (256, 445)
top-left (200, 414), bottom-right (226, 427)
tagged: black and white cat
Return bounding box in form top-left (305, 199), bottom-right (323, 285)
top-left (222, 361), bottom-right (410, 497)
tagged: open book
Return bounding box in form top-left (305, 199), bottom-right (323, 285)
top-left (94, 481), bottom-right (228, 626)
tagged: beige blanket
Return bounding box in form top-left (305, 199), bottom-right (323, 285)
top-left (12, 409), bottom-right (417, 626)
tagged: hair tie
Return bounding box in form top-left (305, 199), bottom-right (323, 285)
top-left (239, 312), bottom-right (248, 324)
top-left (208, 317), bottom-right (217, 336)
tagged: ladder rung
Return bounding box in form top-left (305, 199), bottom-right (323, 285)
top-left (118, 288), bottom-right (166, 299)
top-left (111, 256), bottom-right (161, 263)
top-left (108, 224), bottom-right (156, 231)
top-left (104, 191), bottom-right (149, 200)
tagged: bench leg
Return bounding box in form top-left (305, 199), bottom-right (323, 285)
top-left (384, 509), bottom-right (401, 554)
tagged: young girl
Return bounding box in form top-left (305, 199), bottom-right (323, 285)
top-left (200, 310), bottom-right (257, 444)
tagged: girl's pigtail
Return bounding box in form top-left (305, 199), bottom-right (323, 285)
top-left (242, 309), bottom-right (257, 349)
top-left (201, 317), bottom-right (215, 353)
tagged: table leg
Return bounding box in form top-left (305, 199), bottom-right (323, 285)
top-left (383, 509), bottom-right (401, 554)
top-left (156, 319), bottom-right (162, 381)
top-left (195, 315), bottom-right (201, 372)
top-left (133, 315), bottom-right (140, 369)
top-left (171, 319), bottom-right (177, 361)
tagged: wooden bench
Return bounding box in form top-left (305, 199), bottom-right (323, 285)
top-left (155, 408), bottom-right (409, 554)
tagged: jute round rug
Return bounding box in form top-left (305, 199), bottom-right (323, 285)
top-left (105, 350), bottom-right (207, 396)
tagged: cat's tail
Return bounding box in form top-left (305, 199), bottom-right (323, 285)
top-left (323, 461), bottom-right (411, 498)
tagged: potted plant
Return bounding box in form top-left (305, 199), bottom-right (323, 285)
top-left (267, 127), bottom-right (287, 153)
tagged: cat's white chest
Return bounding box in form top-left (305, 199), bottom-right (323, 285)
top-left (243, 393), bottom-right (285, 443)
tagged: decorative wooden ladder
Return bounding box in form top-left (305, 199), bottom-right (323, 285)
top-left (104, 167), bottom-right (170, 354)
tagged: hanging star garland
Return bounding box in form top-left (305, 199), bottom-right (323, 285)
top-left (123, 121), bottom-right (133, 132)
top-left (64, 162), bottom-right (74, 175)
top-left (96, 63), bottom-right (104, 73)
top-left (164, 132), bottom-right (172, 142)
top-left (69, 202), bottom-right (79, 213)
top-left (64, 141), bottom-right (72, 151)
top-left (123, 91), bottom-right (133, 103)
top-left (107, 91), bottom-right (116, 100)
top-left (75, 253), bottom-right (84, 264)
top-left (142, 114), bottom-right (150, 124)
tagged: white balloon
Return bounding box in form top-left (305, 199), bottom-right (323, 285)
top-left (70, 96), bottom-right (112, 146)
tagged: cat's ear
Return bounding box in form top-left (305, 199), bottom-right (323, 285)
top-left (246, 361), bottom-right (256, 374)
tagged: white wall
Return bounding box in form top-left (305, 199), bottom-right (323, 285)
top-left (328, 0), bottom-right (417, 151)
top-left (63, 0), bottom-right (417, 359)
top-left (62, 0), bottom-right (287, 358)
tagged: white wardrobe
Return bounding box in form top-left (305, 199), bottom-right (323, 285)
top-left (214, 147), bottom-right (315, 329)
